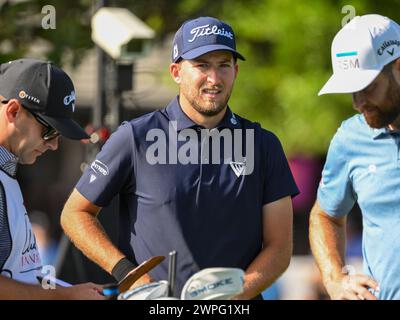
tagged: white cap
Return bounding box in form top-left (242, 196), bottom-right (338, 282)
top-left (181, 267), bottom-right (244, 300)
top-left (319, 14), bottom-right (400, 95)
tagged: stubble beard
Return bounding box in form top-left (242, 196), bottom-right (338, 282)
top-left (364, 76), bottom-right (400, 128)
top-left (183, 87), bottom-right (233, 117)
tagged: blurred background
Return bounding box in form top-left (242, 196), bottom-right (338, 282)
top-left (2, 0), bottom-right (399, 299)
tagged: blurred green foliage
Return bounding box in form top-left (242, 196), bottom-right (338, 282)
top-left (1, 0), bottom-right (400, 156)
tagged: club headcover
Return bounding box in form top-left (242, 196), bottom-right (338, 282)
top-left (181, 267), bottom-right (245, 300)
top-left (118, 280), bottom-right (169, 300)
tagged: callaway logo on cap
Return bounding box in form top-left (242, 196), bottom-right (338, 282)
top-left (0, 58), bottom-right (89, 139)
top-left (171, 16), bottom-right (245, 63)
top-left (319, 14), bottom-right (400, 95)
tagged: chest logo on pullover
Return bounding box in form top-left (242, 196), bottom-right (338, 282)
top-left (230, 161), bottom-right (246, 177)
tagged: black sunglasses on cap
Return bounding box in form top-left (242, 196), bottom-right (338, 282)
top-left (1, 100), bottom-right (60, 141)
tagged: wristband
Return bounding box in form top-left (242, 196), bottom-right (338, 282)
top-left (112, 257), bottom-right (137, 282)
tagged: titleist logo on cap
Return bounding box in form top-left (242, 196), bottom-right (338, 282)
top-left (188, 24), bottom-right (233, 43)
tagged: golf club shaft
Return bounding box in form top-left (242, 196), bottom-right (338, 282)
top-left (168, 251), bottom-right (177, 297)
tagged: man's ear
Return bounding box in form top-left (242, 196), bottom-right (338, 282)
top-left (169, 63), bottom-right (181, 84)
top-left (4, 99), bottom-right (21, 123)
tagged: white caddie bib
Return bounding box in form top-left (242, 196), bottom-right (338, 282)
top-left (0, 170), bottom-right (42, 284)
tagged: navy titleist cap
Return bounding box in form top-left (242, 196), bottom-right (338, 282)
top-left (0, 58), bottom-right (89, 140)
top-left (172, 16), bottom-right (245, 63)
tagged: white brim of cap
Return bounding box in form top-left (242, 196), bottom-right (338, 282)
top-left (318, 69), bottom-right (382, 95)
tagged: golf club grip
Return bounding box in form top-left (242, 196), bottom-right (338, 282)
top-left (118, 256), bottom-right (165, 293)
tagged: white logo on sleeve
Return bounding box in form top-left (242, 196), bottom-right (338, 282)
top-left (230, 161), bottom-right (246, 177)
top-left (90, 160), bottom-right (109, 176)
top-left (368, 164), bottom-right (377, 173)
top-left (89, 174), bottom-right (97, 184)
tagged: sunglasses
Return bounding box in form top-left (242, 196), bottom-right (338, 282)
top-left (1, 100), bottom-right (60, 141)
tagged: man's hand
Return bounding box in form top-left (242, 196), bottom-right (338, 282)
top-left (127, 273), bottom-right (153, 290)
top-left (309, 202), bottom-right (379, 300)
top-left (59, 282), bottom-right (106, 300)
top-left (325, 274), bottom-right (379, 300)
top-left (117, 256), bottom-right (164, 293)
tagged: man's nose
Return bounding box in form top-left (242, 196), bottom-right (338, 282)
top-left (207, 68), bottom-right (219, 85)
top-left (45, 136), bottom-right (59, 151)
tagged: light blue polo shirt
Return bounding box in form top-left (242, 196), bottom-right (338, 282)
top-left (318, 113), bottom-right (400, 300)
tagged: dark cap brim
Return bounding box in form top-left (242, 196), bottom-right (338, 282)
top-left (179, 44), bottom-right (245, 62)
top-left (40, 115), bottom-right (90, 140)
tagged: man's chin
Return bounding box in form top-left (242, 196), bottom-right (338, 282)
top-left (201, 109), bottom-right (225, 117)
top-left (366, 118), bottom-right (395, 129)
top-left (364, 113), bottom-right (394, 129)
top-left (197, 102), bottom-right (227, 117)
top-left (19, 156), bottom-right (38, 165)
